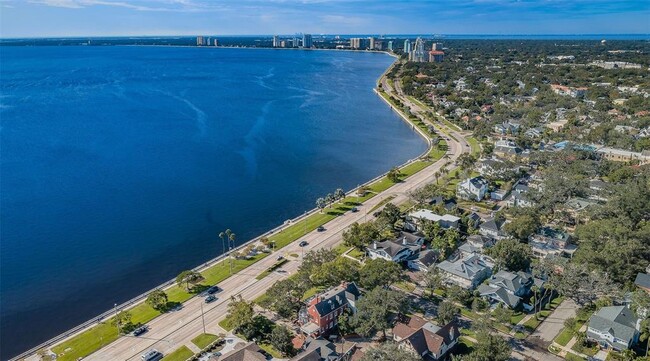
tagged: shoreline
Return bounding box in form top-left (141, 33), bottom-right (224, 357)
top-left (11, 53), bottom-right (429, 361)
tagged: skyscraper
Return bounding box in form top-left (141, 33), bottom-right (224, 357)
top-left (368, 37), bottom-right (375, 50)
top-left (196, 36), bottom-right (204, 46)
top-left (302, 34), bottom-right (312, 48)
top-left (412, 37), bottom-right (427, 62)
top-left (432, 42), bottom-right (442, 51)
top-left (387, 41), bottom-right (394, 52)
top-left (403, 39), bottom-right (412, 55)
top-left (350, 37), bottom-right (362, 49)
top-left (273, 35), bottom-right (279, 48)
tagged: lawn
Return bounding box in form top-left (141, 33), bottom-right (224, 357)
top-left (394, 281), bottom-right (416, 293)
top-left (218, 316), bottom-right (234, 332)
top-left (191, 333), bottom-right (219, 350)
top-left (348, 248), bottom-right (365, 260)
top-left (259, 342), bottom-right (283, 358)
top-left (302, 286), bottom-right (326, 301)
top-left (161, 346), bottom-right (194, 361)
top-left (255, 258), bottom-right (288, 280)
top-left (523, 311), bottom-right (551, 331)
top-left (554, 328), bottom-right (575, 346)
top-left (467, 137), bottom-right (481, 156)
top-left (565, 352), bottom-right (587, 361)
top-left (510, 312), bottom-right (526, 325)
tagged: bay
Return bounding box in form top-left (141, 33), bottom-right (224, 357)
top-left (0, 46), bottom-right (426, 357)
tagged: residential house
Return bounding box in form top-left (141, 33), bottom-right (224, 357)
top-left (393, 315), bottom-right (459, 360)
top-left (437, 253), bottom-right (494, 289)
top-left (494, 121), bottom-right (521, 135)
top-left (458, 235), bottom-right (494, 256)
top-left (299, 282), bottom-right (361, 337)
top-left (587, 306), bottom-right (641, 351)
top-left (212, 342), bottom-right (266, 361)
top-left (479, 217), bottom-right (507, 240)
top-left (456, 176), bottom-right (489, 201)
top-left (551, 84), bottom-right (587, 97)
top-left (407, 249), bottom-right (439, 272)
top-left (596, 147), bottom-right (650, 165)
top-left (493, 139), bottom-right (524, 158)
top-left (478, 270), bottom-right (543, 310)
top-left (477, 158), bottom-right (506, 177)
top-left (290, 338), bottom-right (340, 361)
top-left (504, 181), bottom-right (534, 208)
top-left (528, 227), bottom-right (576, 259)
top-left (635, 273), bottom-right (650, 294)
top-left (525, 127), bottom-right (543, 138)
top-left (367, 236), bottom-right (421, 263)
top-left (409, 209), bottom-right (461, 230)
top-left (491, 188), bottom-right (509, 201)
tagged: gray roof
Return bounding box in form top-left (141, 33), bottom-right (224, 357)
top-left (587, 306), bottom-right (639, 348)
top-left (312, 283), bottom-right (360, 317)
top-left (291, 338), bottom-right (338, 361)
top-left (489, 270), bottom-right (533, 294)
top-left (413, 249), bottom-right (439, 268)
top-left (635, 273), bottom-right (650, 289)
top-left (480, 218), bottom-right (503, 233)
top-left (478, 284), bottom-right (522, 308)
top-left (370, 239), bottom-right (418, 258)
top-left (437, 254), bottom-right (493, 281)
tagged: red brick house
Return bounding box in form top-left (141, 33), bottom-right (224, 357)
top-left (299, 282), bottom-right (360, 337)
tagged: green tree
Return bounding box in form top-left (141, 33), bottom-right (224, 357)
top-left (316, 197), bottom-right (326, 212)
top-left (262, 278), bottom-right (308, 320)
top-left (437, 300), bottom-right (459, 324)
top-left (353, 288), bottom-right (409, 339)
top-left (423, 267), bottom-right (444, 293)
top-left (145, 289), bottom-right (168, 311)
top-left (226, 295), bottom-right (254, 333)
top-left (298, 248), bottom-right (338, 276)
top-left (176, 270), bottom-right (203, 291)
top-left (374, 203), bottom-right (402, 231)
top-left (111, 310), bottom-right (133, 334)
top-left (269, 325), bottom-right (295, 357)
top-left (343, 222), bottom-right (380, 251)
top-left (503, 211), bottom-right (540, 241)
top-left (387, 167), bottom-right (402, 183)
top-left (311, 257), bottom-right (361, 288)
top-left (486, 239), bottom-right (532, 272)
top-left (458, 330), bottom-right (511, 361)
top-left (360, 342), bottom-right (421, 361)
top-left (492, 304), bottom-right (513, 325)
top-left (334, 188), bottom-right (346, 200)
top-left (359, 258), bottom-right (403, 289)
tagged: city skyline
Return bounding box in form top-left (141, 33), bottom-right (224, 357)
top-left (1, 0), bottom-right (649, 38)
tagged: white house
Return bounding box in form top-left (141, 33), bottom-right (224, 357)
top-left (456, 176), bottom-right (489, 201)
top-left (409, 209), bottom-right (461, 229)
top-left (436, 253), bottom-right (494, 289)
top-left (367, 239), bottom-right (419, 263)
top-left (587, 306), bottom-right (640, 351)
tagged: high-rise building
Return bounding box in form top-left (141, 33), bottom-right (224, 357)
top-left (368, 37), bottom-right (375, 50)
top-left (350, 37), bottom-right (362, 49)
top-left (403, 39), bottom-right (412, 55)
top-left (387, 41), bottom-right (394, 52)
top-left (302, 34), bottom-right (312, 48)
top-left (293, 35), bottom-right (301, 48)
top-left (412, 37), bottom-right (427, 62)
top-left (431, 42), bottom-right (442, 51)
top-left (429, 50), bottom-right (444, 62)
top-left (273, 35), bottom-right (280, 48)
top-left (213, 39), bottom-right (218, 46)
top-left (196, 36), bottom-right (204, 46)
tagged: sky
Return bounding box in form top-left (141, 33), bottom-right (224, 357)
top-left (1, 0), bottom-right (649, 38)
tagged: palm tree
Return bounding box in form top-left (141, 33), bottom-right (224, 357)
top-left (434, 171), bottom-right (441, 184)
top-left (325, 193), bottom-right (334, 208)
top-left (226, 229), bottom-right (236, 274)
top-left (316, 197), bottom-right (326, 213)
top-left (219, 231), bottom-right (226, 259)
top-left (334, 188), bottom-right (345, 201)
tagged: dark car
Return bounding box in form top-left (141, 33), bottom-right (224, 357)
top-left (206, 286), bottom-right (220, 294)
top-left (132, 326), bottom-right (148, 336)
top-left (351, 207), bottom-right (359, 213)
top-left (317, 226), bottom-right (325, 232)
top-left (205, 295), bottom-right (217, 303)
top-left (276, 255), bottom-right (284, 261)
top-left (299, 240), bottom-right (308, 247)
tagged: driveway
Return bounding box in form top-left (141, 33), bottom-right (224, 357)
top-left (529, 299), bottom-right (578, 344)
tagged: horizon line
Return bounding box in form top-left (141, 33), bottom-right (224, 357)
top-left (1, 33), bottom-right (649, 40)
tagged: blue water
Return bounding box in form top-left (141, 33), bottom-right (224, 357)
top-left (0, 46), bottom-right (426, 357)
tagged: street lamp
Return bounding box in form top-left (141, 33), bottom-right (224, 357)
top-left (114, 303), bottom-right (119, 336)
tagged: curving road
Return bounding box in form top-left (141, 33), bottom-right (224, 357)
top-left (37, 62), bottom-right (472, 361)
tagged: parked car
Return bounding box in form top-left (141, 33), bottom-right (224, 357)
top-left (276, 255), bottom-right (284, 261)
top-left (206, 286), bottom-right (220, 294)
top-left (205, 295), bottom-right (217, 303)
top-left (317, 226), bottom-right (325, 232)
top-left (299, 240), bottom-right (308, 247)
top-left (132, 325), bottom-right (148, 336)
top-left (141, 349), bottom-right (163, 361)
top-left (351, 207), bottom-right (359, 213)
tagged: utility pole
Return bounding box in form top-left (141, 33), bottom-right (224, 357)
top-left (200, 301), bottom-right (206, 334)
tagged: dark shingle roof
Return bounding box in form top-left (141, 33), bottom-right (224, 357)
top-left (635, 273), bottom-right (650, 289)
top-left (312, 283), bottom-right (360, 317)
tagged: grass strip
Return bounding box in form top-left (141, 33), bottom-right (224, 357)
top-left (255, 258), bottom-right (288, 280)
top-left (191, 333), bottom-right (218, 350)
top-left (161, 346), bottom-right (194, 361)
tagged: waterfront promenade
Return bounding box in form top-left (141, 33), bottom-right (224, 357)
top-left (22, 61), bottom-right (471, 361)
